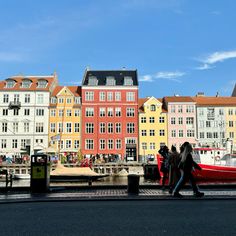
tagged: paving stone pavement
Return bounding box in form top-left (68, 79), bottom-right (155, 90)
top-left (1, 188), bottom-right (236, 203)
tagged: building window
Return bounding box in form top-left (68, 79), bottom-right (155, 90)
top-left (36, 123), bottom-right (44, 133)
top-left (58, 123), bottom-right (63, 133)
top-left (21, 80), bottom-right (32, 88)
top-left (37, 94), bottom-right (44, 104)
top-left (3, 109), bottom-right (8, 116)
top-left (141, 117), bottom-right (146, 123)
top-left (51, 97), bottom-right (57, 104)
top-left (206, 132), bottom-right (212, 139)
top-left (124, 76), bottom-right (133, 85)
top-left (179, 130), bottom-right (183, 137)
top-left (37, 80), bottom-right (48, 88)
top-left (219, 109), bottom-right (224, 115)
top-left (100, 139), bottom-right (105, 150)
top-left (150, 142), bottom-right (155, 150)
top-left (178, 117), bottom-right (183, 125)
top-left (100, 108), bottom-right (106, 117)
top-left (206, 121), bottom-right (211, 128)
top-left (74, 97), bottom-right (81, 104)
top-left (99, 92), bottom-right (105, 101)
top-left (36, 109), bottom-right (44, 116)
top-left (200, 132), bottom-right (204, 139)
top-left (186, 117), bottom-right (194, 125)
top-left (1, 139), bottom-right (6, 148)
top-left (66, 98), bottom-right (72, 104)
top-left (187, 130), bottom-right (194, 137)
top-left (50, 123), bottom-right (56, 133)
top-left (126, 92), bottom-right (135, 101)
top-left (58, 140), bottom-right (63, 150)
top-left (85, 140), bottom-right (94, 150)
top-left (229, 121), bottom-right (234, 127)
top-left (159, 130), bottom-right (165, 136)
top-left (12, 139), bottom-right (18, 148)
top-left (24, 122), bottom-right (29, 133)
top-left (100, 123), bottom-right (106, 133)
top-left (107, 108), bottom-right (113, 117)
top-left (13, 122), bottom-right (19, 133)
top-left (106, 76), bottom-right (115, 86)
top-left (115, 92), bottom-right (121, 101)
top-left (85, 91), bottom-right (94, 101)
top-left (86, 123), bottom-right (94, 133)
top-left (127, 123), bottom-right (135, 133)
top-left (141, 130), bottom-right (147, 136)
top-left (107, 92), bottom-right (113, 101)
top-left (58, 98), bottom-right (64, 104)
top-left (229, 109), bottom-right (233, 115)
top-left (65, 140), bottom-right (72, 149)
top-left (108, 139), bottom-right (114, 149)
top-left (115, 107), bottom-right (121, 117)
top-left (171, 117), bottom-right (176, 125)
top-left (126, 108), bottom-right (135, 117)
top-left (74, 123), bottom-right (80, 133)
top-left (50, 109), bottom-right (56, 117)
top-left (6, 80), bottom-right (15, 88)
top-left (25, 94), bottom-right (30, 103)
top-left (149, 117), bottom-right (155, 123)
top-left (178, 105), bottom-right (183, 113)
top-left (159, 117), bottom-right (165, 123)
top-left (142, 142), bottom-right (147, 150)
top-left (150, 130), bottom-right (155, 136)
top-left (86, 107), bottom-right (94, 117)
top-left (2, 123), bottom-right (7, 133)
top-left (116, 123), bottom-right (121, 133)
top-left (213, 132), bottom-right (218, 139)
top-left (116, 139), bottom-right (121, 149)
top-left (230, 132), bottom-right (234, 139)
top-left (66, 109), bottom-right (72, 117)
top-left (171, 130), bottom-right (176, 137)
top-left (170, 105), bottom-right (175, 113)
top-left (108, 123), bottom-right (113, 133)
top-left (74, 140), bottom-right (79, 149)
top-left (150, 104), bottom-right (156, 111)
top-left (13, 109), bottom-right (19, 116)
top-left (199, 108), bottom-right (204, 116)
top-left (3, 94), bottom-right (9, 103)
top-left (59, 109), bottom-right (64, 117)
top-left (74, 109), bottom-right (80, 116)
top-left (88, 76), bottom-right (97, 86)
top-left (186, 105), bottom-right (194, 113)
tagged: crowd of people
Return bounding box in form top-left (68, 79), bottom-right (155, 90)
top-left (158, 142), bottom-right (204, 198)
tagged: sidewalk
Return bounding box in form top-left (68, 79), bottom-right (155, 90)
top-left (1, 185), bottom-right (236, 203)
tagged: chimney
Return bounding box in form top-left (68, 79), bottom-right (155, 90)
top-left (216, 92), bottom-right (220, 97)
top-left (196, 92), bottom-right (205, 97)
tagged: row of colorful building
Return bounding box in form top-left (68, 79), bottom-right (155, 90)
top-left (0, 69), bottom-right (236, 161)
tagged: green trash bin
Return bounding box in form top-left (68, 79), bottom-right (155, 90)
top-left (127, 174), bottom-right (140, 194)
top-left (30, 154), bottom-right (50, 193)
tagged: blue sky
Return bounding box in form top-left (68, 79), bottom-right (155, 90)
top-left (0, 0), bottom-right (236, 98)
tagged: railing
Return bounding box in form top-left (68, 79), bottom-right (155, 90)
top-left (8, 101), bottom-right (21, 109)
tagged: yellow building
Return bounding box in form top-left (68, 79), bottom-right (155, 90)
top-left (139, 97), bottom-right (168, 161)
top-left (49, 86), bottom-right (81, 161)
top-left (225, 105), bottom-right (236, 151)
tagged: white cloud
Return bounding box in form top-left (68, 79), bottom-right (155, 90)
top-left (196, 50), bottom-right (236, 70)
top-left (139, 71), bottom-right (185, 83)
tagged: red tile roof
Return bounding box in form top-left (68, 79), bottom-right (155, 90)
top-left (192, 96), bottom-right (236, 106)
top-left (164, 96), bottom-right (195, 103)
top-left (51, 86), bottom-right (81, 97)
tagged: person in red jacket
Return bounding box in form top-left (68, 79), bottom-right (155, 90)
top-left (173, 142), bottom-right (204, 198)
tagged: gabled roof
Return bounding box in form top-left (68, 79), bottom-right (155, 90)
top-left (192, 96), bottom-right (236, 106)
top-left (163, 96), bottom-right (195, 103)
top-left (138, 97), bottom-right (167, 113)
top-left (82, 69), bottom-right (138, 86)
top-left (52, 86), bottom-right (81, 97)
top-left (0, 75), bottom-right (57, 92)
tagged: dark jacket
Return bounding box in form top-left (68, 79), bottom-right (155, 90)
top-left (179, 153), bottom-right (201, 173)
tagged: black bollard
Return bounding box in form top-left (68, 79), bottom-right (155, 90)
top-left (127, 174), bottom-right (140, 194)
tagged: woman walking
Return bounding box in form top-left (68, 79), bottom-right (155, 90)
top-left (173, 142), bottom-right (204, 198)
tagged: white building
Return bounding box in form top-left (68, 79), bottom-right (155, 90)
top-left (0, 73), bottom-right (58, 156)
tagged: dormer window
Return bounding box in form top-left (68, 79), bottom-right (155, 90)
top-left (106, 76), bottom-right (116, 86)
top-left (21, 79), bottom-right (32, 88)
top-left (37, 79), bottom-right (48, 88)
top-left (88, 76), bottom-right (98, 86)
top-left (5, 79), bottom-right (16, 88)
top-left (50, 97), bottom-right (57, 104)
top-left (124, 76), bottom-right (133, 86)
top-left (150, 104), bottom-right (156, 111)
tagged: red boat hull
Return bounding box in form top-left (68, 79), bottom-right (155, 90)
top-left (193, 164), bottom-right (236, 181)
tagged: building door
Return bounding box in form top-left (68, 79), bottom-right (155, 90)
top-left (126, 144), bottom-right (137, 161)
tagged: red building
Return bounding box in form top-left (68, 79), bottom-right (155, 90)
top-left (81, 69), bottom-right (139, 161)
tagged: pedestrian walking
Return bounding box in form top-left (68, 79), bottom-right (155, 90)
top-left (173, 142), bottom-right (204, 198)
top-left (168, 145), bottom-right (181, 194)
top-left (158, 145), bottom-right (170, 190)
